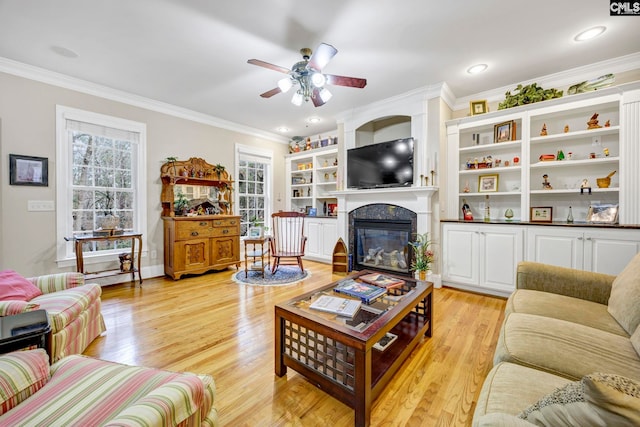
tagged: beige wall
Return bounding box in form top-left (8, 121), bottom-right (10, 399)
top-left (0, 72), bottom-right (288, 277)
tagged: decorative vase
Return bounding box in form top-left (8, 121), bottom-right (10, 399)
top-left (418, 270), bottom-right (427, 281)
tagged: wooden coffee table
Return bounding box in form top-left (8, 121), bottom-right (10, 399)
top-left (274, 271), bottom-right (433, 426)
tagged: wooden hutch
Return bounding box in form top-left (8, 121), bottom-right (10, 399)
top-left (161, 157), bottom-right (240, 279)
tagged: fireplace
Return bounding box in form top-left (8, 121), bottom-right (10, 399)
top-left (349, 204), bottom-right (417, 277)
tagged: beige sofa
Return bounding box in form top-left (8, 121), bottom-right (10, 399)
top-left (473, 254), bottom-right (640, 426)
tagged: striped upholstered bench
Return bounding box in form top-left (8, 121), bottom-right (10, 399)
top-left (0, 349), bottom-right (218, 426)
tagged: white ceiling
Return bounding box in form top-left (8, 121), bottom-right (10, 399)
top-left (1, 0), bottom-right (639, 140)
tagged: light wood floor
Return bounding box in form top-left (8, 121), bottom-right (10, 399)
top-left (84, 261), bottom-right (506, 427)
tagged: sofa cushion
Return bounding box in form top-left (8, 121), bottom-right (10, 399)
top-left (517, 373), bottom-right (640, 426)
top-left (632, 325), bottom-right (640, 357)
top-left (608, 252), bottom-right (640, 335)
top-left (0, 349), bottom-right (50, 415)
top-left (30, 284), bottom-right (102, 333)
top-left (494, 313), bottom-right (640, 381)
top-left (506, 289), bottom-right (628, 336)
top-left (474, 362), bottom-right (571, 423)
top-left (0, 270), bottom-right (43, 301)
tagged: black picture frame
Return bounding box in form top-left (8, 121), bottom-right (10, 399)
top-left (9, 154), bottom-right (48, 186)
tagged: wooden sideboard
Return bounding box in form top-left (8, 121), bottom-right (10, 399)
top-left (163, 215), bottom-right (241, 279)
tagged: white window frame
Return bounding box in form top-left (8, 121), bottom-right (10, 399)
top-left (235, 144), bottom-right (273, 235)
top-left (55, 105), bottom-right (147, 267)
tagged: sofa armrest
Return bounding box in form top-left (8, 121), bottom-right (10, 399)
top-left (103, 375), bottom-right (213, 427)
top-left (0, 301), bottom-right (40, 316)
top-left (0, 349), bottom-right (50, 415)
top-left (516, 262), bottom-right (614, 304)
top-left (28, 272), bottom-right (85, 294)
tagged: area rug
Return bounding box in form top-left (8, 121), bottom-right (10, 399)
top-left (232, 266), bottom-right (310, 286)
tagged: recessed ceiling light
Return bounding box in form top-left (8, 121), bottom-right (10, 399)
top-left (306, 116), bottom-right (321, 124)
top-left (574, 26), bottom-right (606, 42)
top-left (467, 64), bottom-right (488, 75)
top-left (276, 127), bottom-right (289, 133)
top-left (51, 45), bottom-right (79, 58)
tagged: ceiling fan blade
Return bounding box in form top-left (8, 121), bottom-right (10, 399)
top-left (311, 88), bottom-right (325, 107)
top-left (308, 43), bottom-right (337, 71)
top-left (247, 59), bottom-right (290, 74)
top-left (260, 87), bottom-right (282, 98)
top-left (325, 74), bottom-right (367, 88)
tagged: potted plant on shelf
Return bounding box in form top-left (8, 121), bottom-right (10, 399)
top-left (174, 191), bottom-right (189, 216)
top-left (409, 232), bottom-right (434, 281)
top-left (213, 164), bottom-right (226, 180)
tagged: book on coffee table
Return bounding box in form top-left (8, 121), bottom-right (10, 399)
top-left (309, 295), bottom-right (361, 318)
top-left (359, 273), bottom-right (405, 289)
top-left (333, 279), bottom-right (387, 304)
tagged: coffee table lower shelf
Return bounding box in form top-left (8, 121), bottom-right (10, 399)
top-left (274, 273), bottom-right (432, 427)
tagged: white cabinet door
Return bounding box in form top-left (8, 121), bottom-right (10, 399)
top-left (480, 228), bottom-right (524, 294)
top-left (526, 227), bottom-right (584, 270)
top-left (584, 229), bottom-right (640, 275)
top-left (442, 223), bottom-right (523, 296)
top-left (304, 218), bottom-right (338, 263)
top-left (442, 224), bottom-right (480, 286)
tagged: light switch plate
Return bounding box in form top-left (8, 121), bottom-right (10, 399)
top-left (28, 200), bottom-right (55, 211)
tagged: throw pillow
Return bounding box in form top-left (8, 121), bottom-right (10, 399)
top-left (518, 373), bottom-right (640, 426)
top-left (608, 252), bottom-right (640, 335)
top-left (0, 270), bottom-right (43, 301)
top-left (0, 349), bottom-right (50, 415)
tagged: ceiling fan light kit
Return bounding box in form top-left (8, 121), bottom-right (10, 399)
top-left (248, 43), bottom-right (366, 107)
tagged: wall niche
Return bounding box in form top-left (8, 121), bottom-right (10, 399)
top-left (355, 115), bottom-right (411, 147)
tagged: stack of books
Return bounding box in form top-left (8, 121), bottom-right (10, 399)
top-left (359, 273), bottom-right (405, 289)
top-left (333, 279), bottom-right (387, 304)
top-left (309, 295), bottom-right (361, 318)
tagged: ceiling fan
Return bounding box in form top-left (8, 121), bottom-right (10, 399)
top-left (247, 43), bottom-right (367, 107)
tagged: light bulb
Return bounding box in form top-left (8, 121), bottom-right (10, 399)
top-left (291, 91), bottom-right (304, 106)
top-left (311, 72), bottom-right (326, 87)
top-left (278, 77), bottom-right (293, 93)
top-left (319, 88), bottom-right (332, 102)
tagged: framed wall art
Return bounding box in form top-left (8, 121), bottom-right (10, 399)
top-left (470, 100), bottom-right (488, 116)
top-left (9, 154), bottom-right (48, 186)
top-left (478, 174), bottom-right (499, 192)
top-left (494, 120), bottom-right (517, 143)
top-left (530, 207), bottom-right (553, 223)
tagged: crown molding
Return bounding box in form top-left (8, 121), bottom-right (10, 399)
top-left (0, 57), bottom-right (288, 144)
top-left (453, 51), bottom-right (640, 111)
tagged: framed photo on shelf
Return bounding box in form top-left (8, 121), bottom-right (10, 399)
top-left (478, 174), bottom-right (499, 192)
top-left (470, 100), bottom-right (488, 116)
top-left (494, 120), bottom-right (516, 143)
top-left (9, 154), bottom-right (48, 186)
top-left (587, 204), bottom-right (619, 224)
top-left (530, 207), bottom-right (553, 223)
top-left (248, 226), bottom-right (263, 238)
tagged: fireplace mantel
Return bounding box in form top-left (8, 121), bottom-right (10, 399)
top-left (331, 186), bottom-right (438, 242)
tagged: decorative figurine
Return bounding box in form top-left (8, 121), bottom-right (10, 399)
top-left (567, 152), bottom-right (573, 160)
top-left (587, 113), bottom-right (602, 129)
top-left (504, 208), bottom-right (514, 221)
top-left (542, 174), bottom-right (553, 190)
top-left (564, 125), bottom-right (570, 133)
top-left (462, 198), bottom-right (473, 221)
top-left (605, 120), bottom-right (611, 127)
top-left (603, 147), bottom-right (610, 157)
top-left (540, 123), bottom-right (548, 136)
top-left (557, 149), bottom-right (565, 161)
top-left (580, 178), bottom-right (592, 194)
top-left (463, 180), bottom-right (470, 193)
top-left (513, 156), bottom-right (520, 165)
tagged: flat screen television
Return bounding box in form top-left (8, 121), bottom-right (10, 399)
top-left (347, 138), bottom-right (414, 189)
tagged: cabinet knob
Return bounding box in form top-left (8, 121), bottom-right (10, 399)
top-left (586, 237), bottom-right (592, 241)
top-left (230, 220), bottom-right (236, 225)
top-left (191, 231), bottom-right (199, 237)
top-left (578, 237), bottom-right (583, 241)
top-left (223, 229), bottom-right (229, 234)
top-left (199, 222), bottom-right (208, 226)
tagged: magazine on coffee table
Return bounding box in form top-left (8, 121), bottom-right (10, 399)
top-left (309, 295), bottom-right (361, 318)
top-left (373, 332), bottom-right (398, 351)
top-left (359, 273), bottom-right (406, 289)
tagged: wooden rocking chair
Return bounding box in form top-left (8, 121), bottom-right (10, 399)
top-left (269, 211), bottom-right (307, 273)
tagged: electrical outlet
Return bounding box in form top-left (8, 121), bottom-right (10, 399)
top-left (27, 200), bottom-right (55, 211)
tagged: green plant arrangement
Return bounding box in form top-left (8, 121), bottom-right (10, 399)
top-left (498, 83), bottom-right (563, 110)
top-left (409, 232), bottom-right (434, 273)
top-left (174, 191), bottom-right (189, 215)
top-left (213, 164), bottom-right (226, 177)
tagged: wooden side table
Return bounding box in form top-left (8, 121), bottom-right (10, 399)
top-left (243, 237), bottom-right (270, 277)
top-left (68, 232), bottom-right (143, 284)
